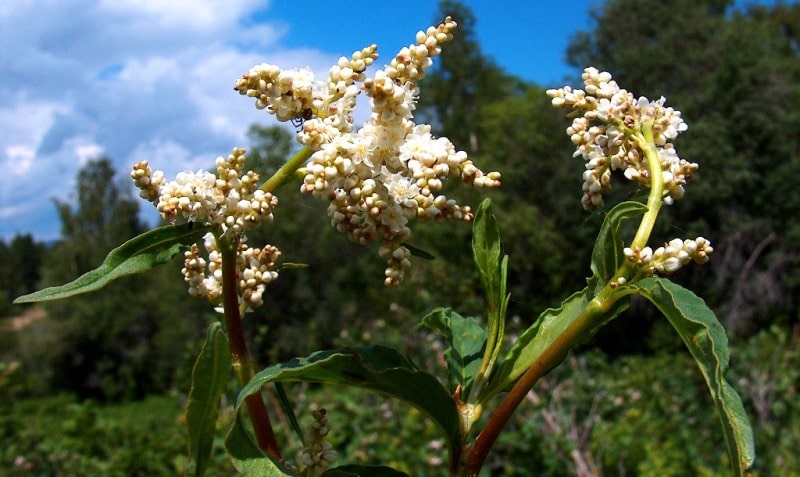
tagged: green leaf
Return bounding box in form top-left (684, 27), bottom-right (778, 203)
top-left (225, 413), bottom-right (295, 476)
top-left (403, 242), bottom-right (436, 260)
top-left (322, 464), bottom-right (409, 476)
top-left (634, 277), bottom-right (756, 476)
top-left (471, 199), bottom-right (509, 399)
top-left (584, 186), bottom-right (649, 224)
top-left (472, 199), bottom-right (503, 303)
top-left (485, 287), bottom-right (629, 399)
top-left (186, 322), bottom-right (232, 477)
top-left (588, 201), bottom-right (647, 293)
top-left (14, 222), bottom-right (208, 303)
top-left (419, 308), bottom-right (487, 395)
top-left (236, 345), bottom-right (461, 464)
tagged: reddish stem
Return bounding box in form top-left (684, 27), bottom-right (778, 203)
top-left (221, 244), bottom-right (281, 459)
top-left (464, 296), bottom-right (613, 475)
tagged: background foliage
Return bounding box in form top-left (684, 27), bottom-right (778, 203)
top-left (1, 0), bottom-right (798, 475)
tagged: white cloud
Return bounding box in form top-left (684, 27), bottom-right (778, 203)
top-left (0, 0), bottom-right (341, 241)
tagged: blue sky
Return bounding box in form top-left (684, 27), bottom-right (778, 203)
top-left (0, 0), bottom-right (767, 241)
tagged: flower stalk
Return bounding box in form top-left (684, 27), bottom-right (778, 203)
top-left (219, 236), bottom-right (281, 459)
top-left (261, 146), bottom-right (313, 193)
top-left (463, 91), bottom-right (674, 475)
top-left (629, 121), bottom-right (665, 252)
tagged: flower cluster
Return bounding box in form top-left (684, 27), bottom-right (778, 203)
top-left (235, 45), bottom-right (378, 141)
top-left (547, 67), bottom-right (698, 210)
top-left (624, 237), bottom-right (713, 275)
top-left (132, 147), bottom-right (281, 309)
top-left (181, 233), bottom-right (280, 309)
top-left (296, 408), bottom-right (337, 474)
top-left (236, 17), bottom-right (501, 285)
top-left (132, 147), bottom-right (278, 235)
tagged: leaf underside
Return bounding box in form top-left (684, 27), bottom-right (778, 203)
top-left (635, 277), bottom-right (756, 476)
top-left (14, 222), bottom-right (208, 303)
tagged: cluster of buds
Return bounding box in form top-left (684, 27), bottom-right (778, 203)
top-left (624, 237), bottom-right (713, 275)
top-left (132, 147), bottom-right (282, 309)
top-left (236, 45), bottom-right (378, 141)
top-left (236, 17), bottom-right (501, 285)
top-left (132, 147), bottom-right (278, 236)
top-left (547, 67), bottom-right (698, 210)
top-left (181, 233), bottom-right (280, 309)
top-left (296, 408), bottom-right (337, 474)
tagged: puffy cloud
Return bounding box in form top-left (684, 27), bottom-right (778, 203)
top-left (0, 0), bottom-right (336, 240)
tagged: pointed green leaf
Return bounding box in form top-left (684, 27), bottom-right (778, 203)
top-left (402, 242), bottom-right (436, 260)
top-left (225, 413), bottom-right (296, 476)
top-left (588, 201), bottom-right (647, 293)
top-left (322, 464), bottom-right (409, 476)
top-left (471, 199), bottom-right (509, 398)
top-left (485, 288), bottom-right (629, 399)
top-left (14, 222), bottom-right (209, 303)
top-left (186, 322), bottom-right (232, 477)
top-left (472, 199), bottom-right (503, 302)
top-left (634, 277), bottom-right (755, 476)
top-left (419, 308), bottom-right (487, 395)
top-left (236, 345), bottom-right (461, 464)
top-left (584, 186), bottom-right (649, 223)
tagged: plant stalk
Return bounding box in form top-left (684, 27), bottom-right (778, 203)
top-left (462, 294), bottom-right (612, 475)
top-left (464, 125), bottom-right (665, 474)
top-left (629, 122), bottom-right (664, 252)
top-left (220, 239), bottom-right (281, 459)
top-left (261, 146), bottom-right (313, 193)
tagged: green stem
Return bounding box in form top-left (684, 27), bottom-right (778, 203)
top-left (219, 237), bottom-right (281, 459)
top-left (470, 305), bottom-right (501, 403)
top-left (629, 122), bottom-right (664, 252)
top-left (261, 146), bottom-right (313, 193)
top-left (463, 124), bottom-right (666, 475)
top-left (462, 288), bottom-right (633, 476)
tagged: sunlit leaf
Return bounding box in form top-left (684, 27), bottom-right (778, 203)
top-left (635, 277), bottom-right (756, 476)
top-left (14, 222), bottom-right (208, 303)
top-left (471, 199), bottom-right (509, 397)
top-left (485, 287), bottom-right (629, 399)
top-left (419, 307), bottom-right (487, 395)
top-left (588, 201), bottom-right (647, 294)
top-left (472, 199), bottom-right (503, 304)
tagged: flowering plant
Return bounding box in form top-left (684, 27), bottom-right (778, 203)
top-left (16, 17), bottom-right (754, 477)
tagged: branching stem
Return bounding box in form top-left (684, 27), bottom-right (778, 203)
top-left (462, 123), bottom-right (665, 475)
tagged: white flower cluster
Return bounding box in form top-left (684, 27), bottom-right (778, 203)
top-left (182, 233), bottom-right (280, 309)
top-left (296, 408), bottom-right (337, 474)
top-left (236, 17), bottom-right (501, 285)
top-left (235, 45), bottom-right (378, 140)
top-left (624, 237), bottom-right (713, 275)
top-left (132, 147), bottom-right (282, 309)
top-left (547, 67), bottom-right (698, 210)
top-left (131, 147), bottom-right (278, 235)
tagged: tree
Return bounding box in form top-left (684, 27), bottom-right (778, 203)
top-left (417, 1), bottom-right (525, 154)
top-left (0, 234), bottom-right (45, 317)
top-left (35, 158), bottom-right (207, 400)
